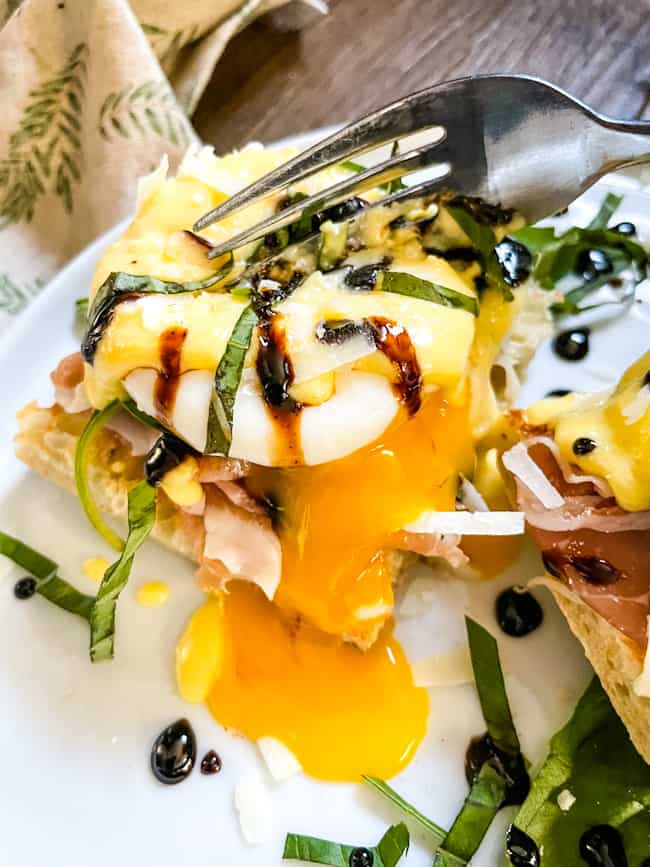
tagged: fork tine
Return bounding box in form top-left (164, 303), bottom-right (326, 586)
top-left (205, 144), bottom-right (449, 258)
top-left (193, 85), bottom-right (457, 233)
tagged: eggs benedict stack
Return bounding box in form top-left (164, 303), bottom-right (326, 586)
top-left (503, 351), bottom-right (650, 762)
top-left (15, 144), bottom-right (552, 779)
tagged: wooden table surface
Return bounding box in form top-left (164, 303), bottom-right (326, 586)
top-left (194, 0), bottom-right (650, 153)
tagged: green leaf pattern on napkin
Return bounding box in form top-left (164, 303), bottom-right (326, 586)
top-left (0, 42), bottom-right (88, 224)
top-left (99, 80), bottom-right (192, 147)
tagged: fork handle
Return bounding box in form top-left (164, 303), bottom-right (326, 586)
top-left (592, 117), bottom-right (650, 175)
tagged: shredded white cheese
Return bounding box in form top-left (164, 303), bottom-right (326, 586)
top-left (502, 442), bottom-right (565, 509)
top-left (404, 510), bottom-right (525, 536)
top-left (412, 646), bottom-right (473, 688)
top-left (234, 776), bottom-right (273, 845)
top-left (257, 737), bottom-right (303, 782)
top-left (557, 789), bottom-right (576, 812)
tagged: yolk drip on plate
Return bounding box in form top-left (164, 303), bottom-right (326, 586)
top-left (178, 585), bottom-right (428, 782)
top-left (177, 392), bottom-right (474, 781)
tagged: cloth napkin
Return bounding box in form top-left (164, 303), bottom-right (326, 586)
top-left (0, 0), bottom-right (322, 332)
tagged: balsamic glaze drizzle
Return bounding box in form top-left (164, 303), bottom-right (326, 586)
top-left (154, 326), bottom-right (188, 425)
top-left (506, 825), bottom-right (540, 867)
top-left (496, 587), bottom-right (543, 638)
top-left (81, 290), bottom-right (142, 364)
top-left (367, 317), bottom-right (422, 415)
top-left (546, 388), bottom-right (571, 397)
top-left (150, 718), bottom-right (197, 785)
top-left (465, 733), bottom-right (530, 807)
top-left (144, 433), bottom-right (190, 485)
top-left (553, 328), bottom-right (590, 362)
top-left (579, 824), bottom-right (629, 867)
top-left (13, 576), bottom-right (37, 599)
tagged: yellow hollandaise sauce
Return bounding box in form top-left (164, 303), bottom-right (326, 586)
top-left (177, 586), bottom-right (429, 782)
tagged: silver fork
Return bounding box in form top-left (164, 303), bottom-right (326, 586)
top-left (195, 74), bottom-right (650, 259)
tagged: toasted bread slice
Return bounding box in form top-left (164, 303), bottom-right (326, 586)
top-left (532, 575), bottom-right (650, 762)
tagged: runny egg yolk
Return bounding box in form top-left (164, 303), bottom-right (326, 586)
top-left (177, 391), bottom-right (474, 781)
top-left (178, 584), bottom-right (429, 782)
top-left (246, 391), bottom-right (475, 640)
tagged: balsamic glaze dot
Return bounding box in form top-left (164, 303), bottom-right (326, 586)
top-left (553, 328), bottom-right (590, 362)
top-left (579, 824), bottom-right (628, 867)
top-left (496, 587), bottom-right (543, 638)
top-left (506, 825), bottom-right (540, 867)
top-left (643, 370), bottom-right (650, 388)
top-left (571, 557), bottom-right (619, 586)
top-left (546, 388), bottom-right (571, 397)
top-left (13, 576), bottom-right (37, 599)
top-left (576, 248), bottom-right (613, 282)
top-left (349, 848), bottom-right (373, 867)
top-left (144, 433), bottom-right (189, 486)
top-left (319, 196), bottom-right (367, 225)
top-left (464, 733), bottom-right (530, 806)
top-left (200, 750), bottom-right (222, 775)
top-left (573, 437), bottom-right (597, 456)
top-left (150, 718), bottom-right (197, 785)
top-left (613, 221), bottom-right (636, 237)
top-left (494, 238), bottom-right (533, 287)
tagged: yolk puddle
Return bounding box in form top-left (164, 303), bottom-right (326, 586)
top-left (246, 392), bottom-right (474, 640)
top-left (177, 582), bottom-right (429, 781)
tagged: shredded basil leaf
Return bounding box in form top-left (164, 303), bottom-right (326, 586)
top-left (283, 823), bottom-right (409, 867)
top-left (340, 153), bottom-right (406, 194)
top-left (587, 192), bottom-right (622, 229)
top-left (466, 616), bottom-right (521, 756)
top-left (75, 400), bottom-right (124, 552)
top-left (75, 297), bottom-right (89, 336)
top-left (362, 775), bottom-right (446, 842)
top-left (89, 480), bottom-right (156, 662)
top-left (511, 677), bottom-right (650, 866)
top-left (0, 530), bottom-right (94, 620)
top-left (121, 398), bottom-right (166, 433)
top-left (205, 304), bottom-right (257, 455)
top-left (445, 205), bottom-right (513, 301)
top-left (434, 763), bottom-right (508, 866)
top-left (381, 271), bottom-right (479, 316)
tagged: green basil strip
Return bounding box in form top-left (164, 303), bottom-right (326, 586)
top-left (75, 297), bottom-right (89, 336)
top-left (381, 270), bottom-right (479, 316)
top-left (283, 823), bottom-right (409, 867)
top-left (205, 304), bottom-right (257, 455)
top-left (433, 764), bottom-right (508, 866)
top-left (340, 155), bottom-right (406, 194)
top-left (75, 400), bottom-right (124, 553)
top-left (362, 775), bottom-right (446, 842)
top-left (465, 616), bottom-right (521, 756)
top-left (0, 530), bottom-right (94, 620)
top-left (511, 676), bottom-right (650, 866)
top-left (445, 205), bottom-right (513, 301)
top-left (121, 398), bottom-right (166, 433)
top-left (587, 191), bottom-right (622, 229)
top-left (89, 480), bottom-right (156, 662)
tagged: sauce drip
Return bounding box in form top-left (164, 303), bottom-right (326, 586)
top-left (150, 718), bottom-right (196, 785)
top-left (506, 825), bottom-right (540, 867)
top-left (368, 317), bottom-right (422, 415)
top-left (255, 312), bottom-right (303, 465)
top-left (349, 848), bottom-right (374, 867)
top-left (200, 750), bottom-right (222, 775)
top-left (496, 587), bottom-right (543, 638)
top-left (464, 733), bottom-right (530, 807)
top-left (553, 328), bottom-right (590, 362)
top-left (579, 825), bottom-right (628, 867)
top-left (154, 326), bottom-right (187, 425)
top-left (495, 238), bottom-right (532, 287)
top-left (144, 433), bottom-right (189, 485)
top-left (13, 576), bottom-right (37, 599)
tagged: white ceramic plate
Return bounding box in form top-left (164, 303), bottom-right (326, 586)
top-left (1, 138), bottom-right (649, 867)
